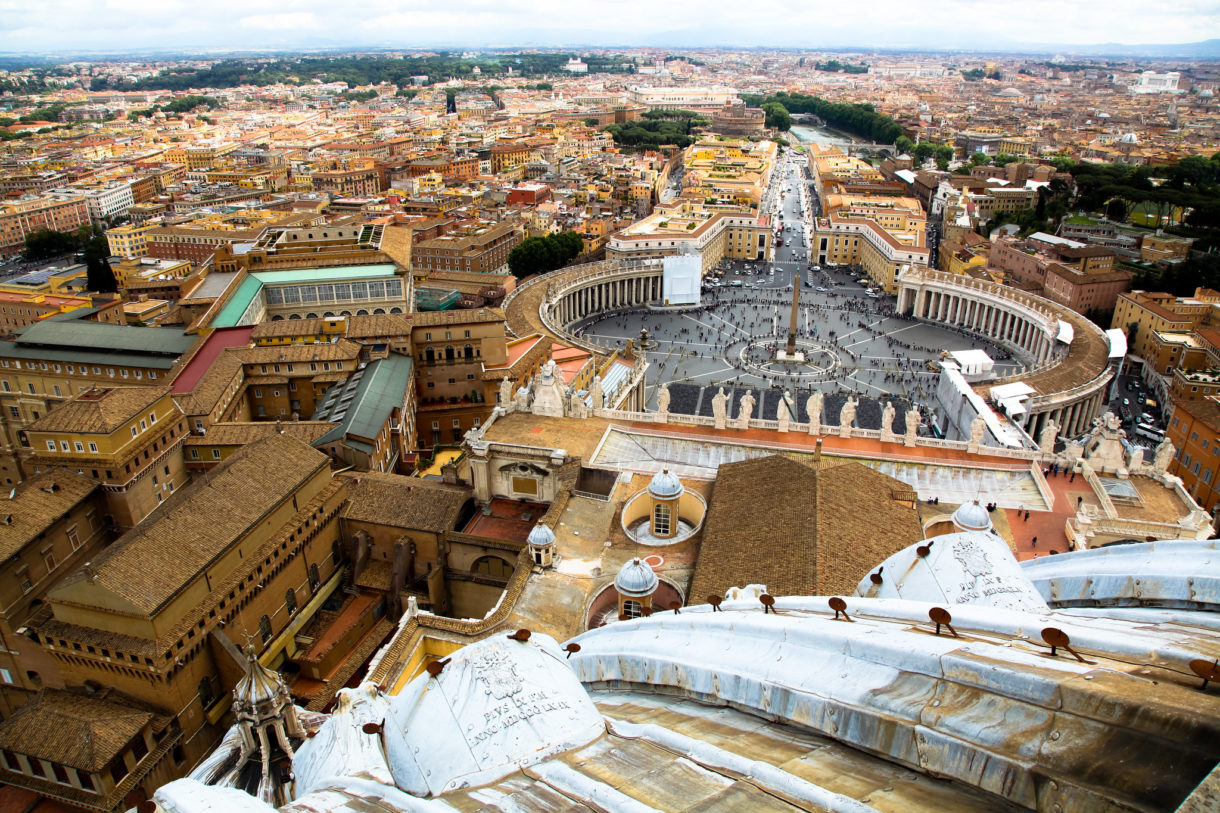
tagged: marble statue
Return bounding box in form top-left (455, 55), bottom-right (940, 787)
top-left (738, 391), bottom-right (756, 428)
top-left (589, 377), bottom-right (605, 410)
top-left (838, 396), bottom-right (857, 438)
top-left (540, 358), bottom-right (557, 380)
top-left (656, 383), bottom-right (670, 414)
top-left (806, 391), bottom-right (822, 435)
top-left (1153, 437), bottom-right (1175, 472)
top-left (711, 387), bottom-right (728, 429)
top-left (499, 376), bottom-right (513, 406)
top-left (777, 391), bottom-right (792, 432)
top-left (1083, 411), bottom-right (1128, 473)
top-left (882, 402), bottom-right (896, 435)
top-left (1038, 419), bottom-right (1059, 453)
top-left (904, 407), bottom-right (921, 446)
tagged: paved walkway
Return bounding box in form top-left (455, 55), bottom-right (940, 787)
top-left (575, 268), bottom-right (1022, 428)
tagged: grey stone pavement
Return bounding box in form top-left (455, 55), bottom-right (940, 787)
top-left (572, 149), bottom-right (1022, 417)
top-left (572, 264), bottom-right (1024, 414)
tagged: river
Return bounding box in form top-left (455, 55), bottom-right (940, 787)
top-left (788, 124), bottom-right (860, 146)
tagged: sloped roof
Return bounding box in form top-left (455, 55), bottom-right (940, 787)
top-left (14, 320), bottom-right (196, 357)
top-left (341, 471), bottom-right (469, 534)
top-left (50, 433), bottom-right (329, 617)
top-left (0, 689), bottom-right (160, 772)
top-left (0, 470), bottom-right (99, 562)
top-left (313, 354), bottom-right (413, 444)
top-left (28, 386), bottom-right (168, 435)
top-left (690, 456), bottom-right (921, 601)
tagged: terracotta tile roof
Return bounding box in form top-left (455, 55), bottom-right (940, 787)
top-left (183, 421), bottom-right (338, 447)
top-left (0, 689), bottom-right (161, 772)
top-left (0, 470), bottom-right (99, 563)
top-left (345, 313), bottom-right (413, 339)
top-left (50, 434), bottom-right (330, 617)
top-left (250, 318), bottom-right (331, 338)
top-left (689, 456), bottom-right (922, 601)
top-left (170, 350), bottom-right (244, 417)
top-left (27, 386), bottom-right (168, 435)
top-left (236, 339), bottom-right (362, 364)
top-left (341, 471), bottom-right (470, 534)
top-left (397, 307), bottom-right (505, 327)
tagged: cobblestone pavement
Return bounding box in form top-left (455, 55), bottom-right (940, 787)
top-left (572, 261), bottom-right (1024, 416)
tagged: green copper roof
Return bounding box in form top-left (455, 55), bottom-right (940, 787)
top-left (313, 353), bottom-right (414, 445)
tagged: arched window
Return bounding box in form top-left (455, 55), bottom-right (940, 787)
top-left (331, 539), bottom-right (343, 565)
top-left (622, 600), bottom-right (643, 619)
top-left (472, 556), bottom-right (513, 579)
top-left (445, 346), bottom-right (455, 362)
top-left (259, 615), bottom-right (272, 643)
top-left (309, 563), bottom-right (321, 592)
top-left (285, 588), bottom-right (297, 614)
top-left (464, 344), bottom-right (474, 360)
top-left (653, 504), bottom-right (671, 537)
top-left (425, 347), bottom-right (435, 364)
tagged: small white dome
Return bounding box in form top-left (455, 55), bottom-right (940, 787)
top-left (615, 557), bottom-right (658, 597)
top-left (1120, 132), bottom-right (1139, 144)
top-left (527, 523), bottom-right (555, 548)
top-left (648, 469), bottom-right (683, 499)
top-left (952, 501), bottom-right (992, 532)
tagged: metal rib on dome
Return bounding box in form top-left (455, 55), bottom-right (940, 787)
top-left (615, 557), bottom-right (659, 597)
top-left (648, 469), bottom-right (684, 499)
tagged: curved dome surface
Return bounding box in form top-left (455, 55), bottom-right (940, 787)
top-left (615, 557), bottom-right (659, 597)
top-left (527, 523), bottom-right (556, 548)
top-left (951, 500), bottom-right (992, 532)
top-left (647, 469), bottom-right (684, 499)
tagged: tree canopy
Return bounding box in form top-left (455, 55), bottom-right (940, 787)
top-left (744, 92), bottom-right (902, 144)
top-left (604, 119), bottom-right (700, 149)
top-left (125, 53), bottom-right (634, 92)
top-left (508, 232), bottom-right (585, 278)
top-left (814, 60), bottom-right (869, 74)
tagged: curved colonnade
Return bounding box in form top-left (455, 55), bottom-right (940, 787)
top-left (539, 259), bottom-right (666, 340)
top-left (897, 267), bottom-right (1113, 439)
top-left (505, 260), bottom-right (1113, 442)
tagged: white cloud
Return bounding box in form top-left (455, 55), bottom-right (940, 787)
top-left (0, 0), bottom-right (1215, 52)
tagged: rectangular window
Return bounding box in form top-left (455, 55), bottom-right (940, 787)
top-left (44, 550), bottom-right (56, 571)
top-left (149, 412), bottom-right (156, 424)
top-left (212, 449), bottom-right (221, 460)
top-left (88, 442), bottom-right (97, 453)
top-left (67, 525), bottom-right (80, 550)
top-left (140, 420), bottom-right (146, 431)
top-left (131, 427), bottom-right (138, 437)
top-left (46, 441), bottom-right (56, 452)
top-left (74, 442), bottom-right (83, 452)
top-left (60, 441), bottom-right (70, 452)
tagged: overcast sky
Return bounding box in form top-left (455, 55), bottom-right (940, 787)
top-left (1, 0), bottom-right (1217, 54)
